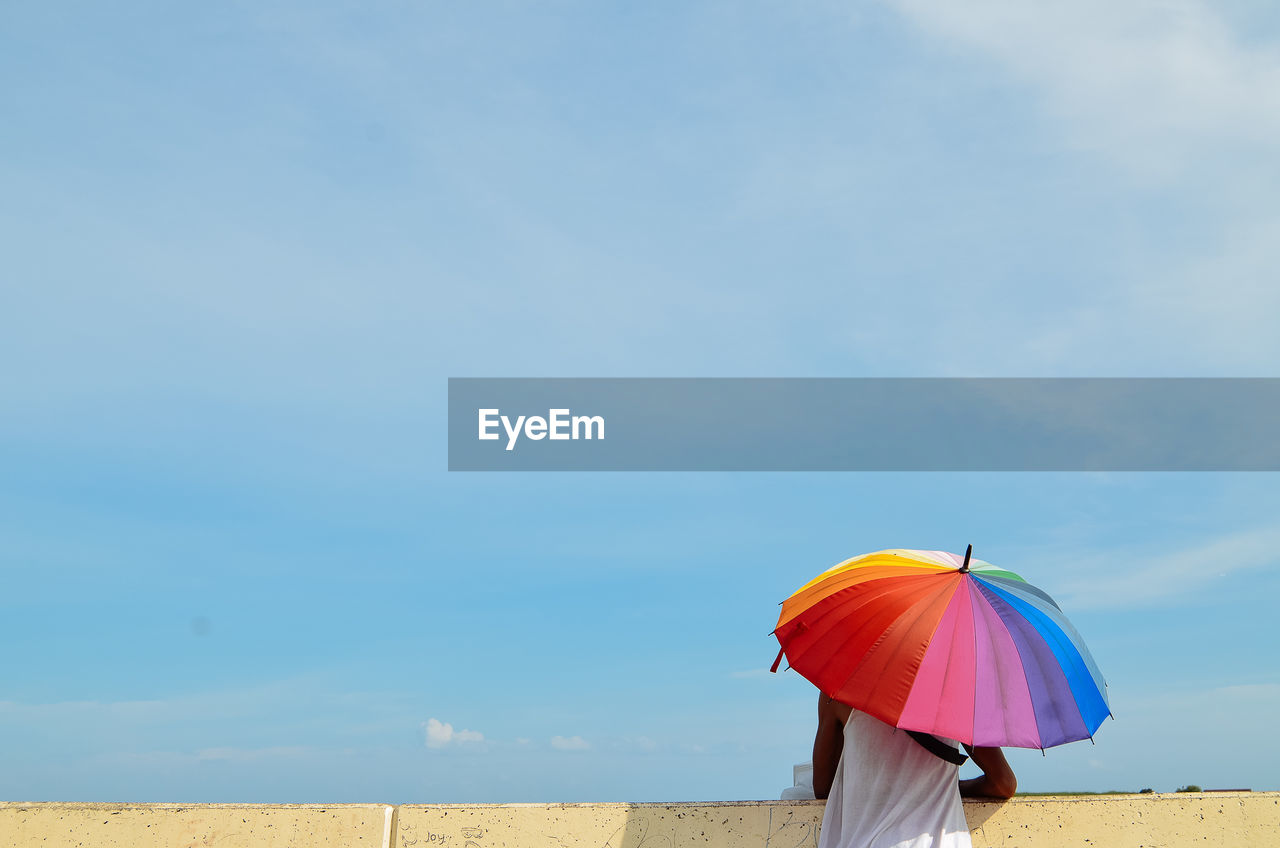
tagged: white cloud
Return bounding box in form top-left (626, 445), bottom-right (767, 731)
top-left (885, 0), bottom-right (1280, 172)
top-left (858, 2), bottom-right (1280, 372)
top-left (1046, 525), bottom-right (1280, 611)
top-left (549, 735), bottom-right (590, 751)
top-left (423, 718), bottom-right (485, 749)
top-left (627, 736), bottom-right (658, 753)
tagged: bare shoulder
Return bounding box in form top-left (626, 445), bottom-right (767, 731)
top-left (818, 693), bottom-right (852, 724)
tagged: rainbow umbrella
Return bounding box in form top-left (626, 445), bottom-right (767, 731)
top-left (770, 547), bottom-right (1110, 749)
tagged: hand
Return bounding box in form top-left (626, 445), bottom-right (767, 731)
top-left (959, 746), bottom-right (1017, 799)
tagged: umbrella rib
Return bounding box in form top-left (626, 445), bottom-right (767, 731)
top-left (970, 578), bottom-right (980, 747)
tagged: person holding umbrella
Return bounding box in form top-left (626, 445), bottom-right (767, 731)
top-left (811, 691), bottom-right (1015, 848)
top-left (772, 548), bottom-right (1111, 848)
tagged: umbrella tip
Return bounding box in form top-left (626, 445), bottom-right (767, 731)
top-left (959, 543), bottom-right (972, 573)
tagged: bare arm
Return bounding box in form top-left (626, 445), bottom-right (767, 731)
top-left (959, 745), bottom-right (1017, 799)
top-left (811, 693), bottom-right (846, 800)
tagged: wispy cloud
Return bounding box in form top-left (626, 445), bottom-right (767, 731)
top-left (0, 676), bottom-right (334, 726)
top-left (194, 745), bottom-right (312, 763)
top-left (874, 0), bottom-right (1280, 371)
top-left (423, 718), bottom-right (485, 749)
top-left (1046, 526), bottom-right (1280, 611)
top-left (623, 735), bottom-right (657, 753)
top-left (549, 735), bottom-right (590, 752)
top-left (886, 0), bottom-right (1280, 173)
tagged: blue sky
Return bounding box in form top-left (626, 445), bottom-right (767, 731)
top-left (3, 1), bottom-right (1280, 801)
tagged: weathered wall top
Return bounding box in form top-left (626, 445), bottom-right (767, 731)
top-left (2, 793), bottom-right (1276, 848)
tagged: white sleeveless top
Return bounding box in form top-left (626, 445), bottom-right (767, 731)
top-left (817, 711), bottom-right (972, 848)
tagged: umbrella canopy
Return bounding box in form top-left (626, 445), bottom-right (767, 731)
top-left (771, 547), bottom-right (1110, 749)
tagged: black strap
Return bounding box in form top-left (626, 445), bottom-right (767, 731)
top-left (905, 730), bottom-right (968, 766)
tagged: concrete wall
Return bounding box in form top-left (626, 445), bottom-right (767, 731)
top-left (3, 794), bottom-right (1277, 848)
top-left (0, 803), bottom-right (395, 848)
